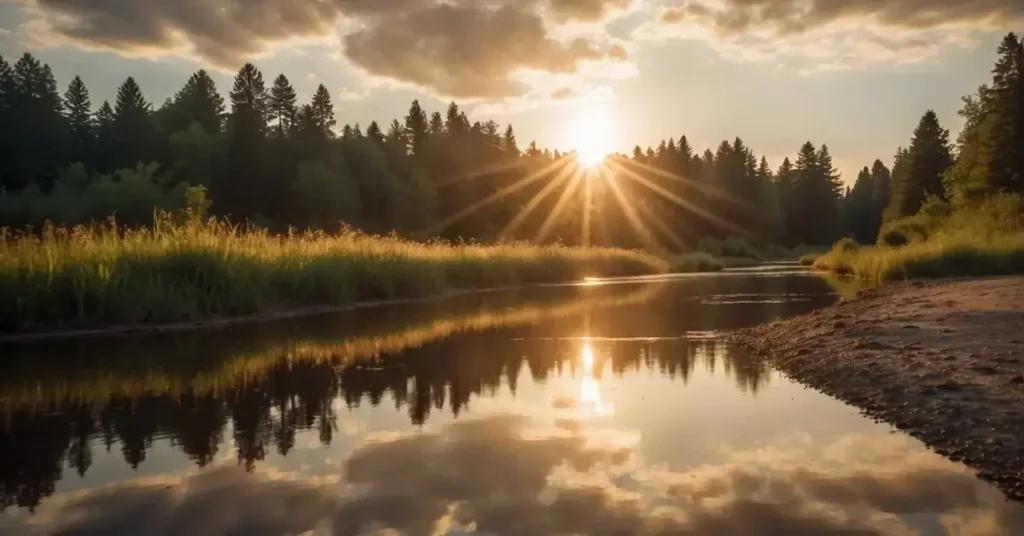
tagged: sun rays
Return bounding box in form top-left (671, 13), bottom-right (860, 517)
top-left (425, 143), bottom-right (752, 252)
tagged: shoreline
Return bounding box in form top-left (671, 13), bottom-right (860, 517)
top-left (730, 276), bottom-right (1024, 502)
top-left (0, 274), bottom-right (678, 345)
top-left (0, 285), bottom-right (531, 345)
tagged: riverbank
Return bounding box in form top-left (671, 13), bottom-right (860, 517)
top-left (731, 276), bottom-right (1024, 501)
top-left (0, 216), bottom-right (666, 334)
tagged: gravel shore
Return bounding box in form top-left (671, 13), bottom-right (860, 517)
top-left (731, 276), bottom-right (1024, 502)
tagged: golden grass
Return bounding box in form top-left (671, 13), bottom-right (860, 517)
top-left (0, 214), bottom-right (667, 333)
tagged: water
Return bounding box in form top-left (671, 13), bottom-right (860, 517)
top-left (1, 266), bottom-right (1021, 535)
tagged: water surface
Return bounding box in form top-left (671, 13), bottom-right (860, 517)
top-left (1, 266), bottom-right (1021, 535)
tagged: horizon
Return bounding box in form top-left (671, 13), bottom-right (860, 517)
top-left (1, 1), bottom-right (1019, 184)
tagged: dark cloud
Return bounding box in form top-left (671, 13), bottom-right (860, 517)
top-left (659, 0), bottom-right (1024, 37)
top-left (342, 4), bottom-right (624, 99)
top-left (12, 414), bottom-right (1024, 535)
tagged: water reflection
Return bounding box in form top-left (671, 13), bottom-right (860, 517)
top-left (3, 269), bottom-right (1020, 535)
top-left (6, 414), bottom-right (1022, 535)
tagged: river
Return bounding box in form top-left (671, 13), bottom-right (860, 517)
top-left (1, 264), bottom-right (1021, 535)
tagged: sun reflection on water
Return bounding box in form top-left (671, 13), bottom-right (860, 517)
top-left (579, 341), bottom-right (613, 417)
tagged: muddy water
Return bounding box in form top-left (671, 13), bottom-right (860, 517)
top-left (1, 265), bottom-right (1021, 535)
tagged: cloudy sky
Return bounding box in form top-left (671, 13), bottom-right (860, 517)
top-left (0, 0), bottom-right (1020, 182)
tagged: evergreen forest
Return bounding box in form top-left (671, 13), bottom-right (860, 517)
top-left (1, 33), bottom-right (1022, 252)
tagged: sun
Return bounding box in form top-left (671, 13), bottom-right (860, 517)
top-left (566, 108), bottom-right (615, 169)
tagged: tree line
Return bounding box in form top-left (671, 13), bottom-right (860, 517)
top-left (843, 32), bottom-right (1023, 244)
top-left (1, 32), bottom-right (1021, 249)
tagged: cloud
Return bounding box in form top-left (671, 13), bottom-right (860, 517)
top-left (342, 4), bottom-right (628, 99)
top-left (552, 86), bottom-right (582, 100)
top-left (547, 0), bottom-right (635, 23)
top-left (17, 0), bottom-right (635, 99)
top-left (658, 0), bottom-right (1023, 36)
top-left (645, 0), bottom-right (1022, 69)
top-left (11, 414), bottom-right (1024, 535)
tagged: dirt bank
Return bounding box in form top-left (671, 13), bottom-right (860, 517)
top-left (731, 276), bottom-right (1024, 502)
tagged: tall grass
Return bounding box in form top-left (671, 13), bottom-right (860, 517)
top-left (0, 213), bottom-right (666, 333)
top-left (815, 195), bottom-right (1024, 281)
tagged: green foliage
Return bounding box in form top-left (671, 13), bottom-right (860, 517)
top-left (943, 33), bottom-right (1024, 206)
top-left (886, 110), bottom-right (952, 221)
top-left (0, 216), bottom-right (667, 332)
top-left (877, 195), bottom-right (950, 246)
top-left (0, 163), bottom-right (188, 228)
top-left (291, 161), bottom-right (359, 230)
top-left (815, 194), bottom-right (1023, 281)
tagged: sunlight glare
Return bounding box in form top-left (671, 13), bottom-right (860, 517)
top-left (566, 108), bottom-right (615, 169)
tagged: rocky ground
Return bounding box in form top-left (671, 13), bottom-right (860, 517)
top-left (731, 276), bottom-right (1024, 502)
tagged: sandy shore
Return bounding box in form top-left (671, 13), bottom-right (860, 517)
top-left (731, 276), bottom-right (1024, 502)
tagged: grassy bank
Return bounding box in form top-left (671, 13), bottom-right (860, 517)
top-left (667, 237), bottom-right (824, 274)
top-left (814, 196), bottom-right (1023, 281)
top-left (0, 213), bottom-right (666, 333)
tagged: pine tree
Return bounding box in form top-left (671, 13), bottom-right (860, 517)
top-left (503, 125), bottom-right (519, 157)
top-left (170, 70), bottom-right (224, 135)
top-left (5, 54), bottom-right (66, 188)
top-left (429, 111), bottom-right (444, 136)
top-left (632, 146), bottom-right (644, 162)
top-left (63, 76), bottom-right (93, 165)
top-left (112, 76), bottom-right (153, 169)
top-left (0, 55), bottom-right (11, 187)
top-left (984, 33), bottom-right (1024, 193)
top-left (366, 121), bottom-right (385, 147)
top-left (229, 64), bottom-right (268, 131)
top-left (310, 84), bottom-right (335, 137)
top-left (884, 147), bottom-right (910, 222)
top-left (404, 100), bottom-right (429, 159)
top-left (222, 63), bottom-right (270, 218)
top-left (268, 74), bottom-right (298, 136)
top-left (846, 166), bottom-right (876, 243)
top-left (773, 157), bottom-right (795, 243)
top-left (677, 135), bottom-right (694, 175)
top-left (445, 102), bottom-right (467, 137)
top-left (890, 110), bottom-right (952, 218)
top-left (867, 159), bottom-right (891, 240)
top-left (93, 100), bottom-right (116, 172)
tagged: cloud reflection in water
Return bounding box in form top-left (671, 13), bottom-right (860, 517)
top-left (6, 413), bottom-right (1022, 536)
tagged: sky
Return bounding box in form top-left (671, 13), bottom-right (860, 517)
top-left (0, 0), bottom-right (1021, 184)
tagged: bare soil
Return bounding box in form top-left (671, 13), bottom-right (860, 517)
top-left (731, 276), bottom-right (1024, 502)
